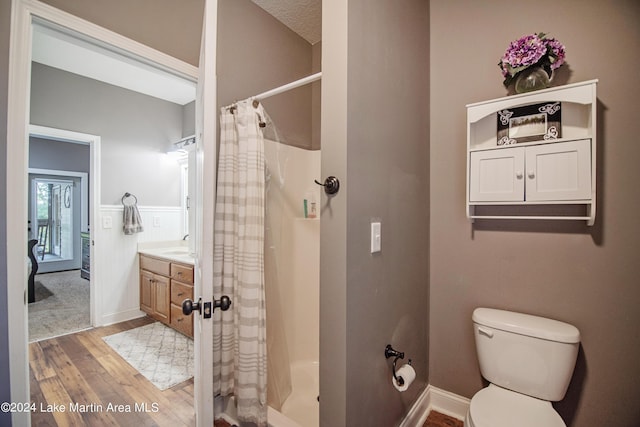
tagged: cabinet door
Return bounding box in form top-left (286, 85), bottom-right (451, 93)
top-left (153, 274), bottom-right (170, 322)
top-left (140, 270), bottom-right (153, 314)
top-left (469, 147), bottom-right (525, 202)
top-left (525, 139), bottom-right (591, 201)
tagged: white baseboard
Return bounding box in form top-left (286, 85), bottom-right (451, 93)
top-left (400, 384), bottom-right (470, 427)
top-left (100, 309), bottom-right (146, 327)
top-left (428, 385), bottom-right (470, 420)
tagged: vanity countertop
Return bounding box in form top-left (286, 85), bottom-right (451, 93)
top-left (138, 241), bottom-right (194, 265)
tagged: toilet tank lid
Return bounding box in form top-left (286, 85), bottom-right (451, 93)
top-left (473, 308), bottom-right (580, 343)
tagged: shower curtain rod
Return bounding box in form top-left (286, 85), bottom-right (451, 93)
top-left (254, 71), bottom-right (321, 101)
top-left (224, 72), bottom-right (322, 110)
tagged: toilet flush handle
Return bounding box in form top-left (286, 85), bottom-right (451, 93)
top-left (477, 326), bottom-right (494, 338)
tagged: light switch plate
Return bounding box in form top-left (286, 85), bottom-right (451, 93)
top-left (371, 222), bottom-right (381, 253)
top-left (102, 215), bottom-right (112, 229)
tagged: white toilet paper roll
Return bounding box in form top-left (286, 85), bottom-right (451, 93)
top-left (392, 363), bottom-right (416, 392)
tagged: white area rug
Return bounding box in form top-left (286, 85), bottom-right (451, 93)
top-left (103, 321), bottom-right (194, 390)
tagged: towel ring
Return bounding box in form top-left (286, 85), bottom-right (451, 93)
top-left (121, 192), bottom-right (138, 205)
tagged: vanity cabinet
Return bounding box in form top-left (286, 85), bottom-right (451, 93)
top-left (139, 254), bottom-right (194, 337)
top-left (466, 80), bottom-right (597, 224)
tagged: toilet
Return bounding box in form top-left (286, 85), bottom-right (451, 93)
top-left (465, 308), bottom-right (580, 427)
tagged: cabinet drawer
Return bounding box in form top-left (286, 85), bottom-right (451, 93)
top-left (171, 263), bottom-right (193, 284)
top-left (171, 280), bottom-right (193, 305)
top-left (170, 303), bottom-right (193, 337)
top-left (140, 255), bottom-right (170, 276)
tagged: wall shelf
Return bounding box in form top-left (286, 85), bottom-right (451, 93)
top-left (466, 80), bottom-right (598, 225)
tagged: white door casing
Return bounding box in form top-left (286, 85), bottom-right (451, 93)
top-left (193, 0), bottom-right (218, 425)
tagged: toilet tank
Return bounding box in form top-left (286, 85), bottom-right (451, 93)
top-left (473, 308), bottom-right (580, 401)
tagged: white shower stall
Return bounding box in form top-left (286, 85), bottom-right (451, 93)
top-left (264, 138), bottom-right (320, 427)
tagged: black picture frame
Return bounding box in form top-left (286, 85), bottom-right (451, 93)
top-left (497, 102), bottom-right (562, 145)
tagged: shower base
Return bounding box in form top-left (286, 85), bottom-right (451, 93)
top-left (217, 360), bottom-right (319, 427)
top-left (281, 360), bottom-right (319, 427)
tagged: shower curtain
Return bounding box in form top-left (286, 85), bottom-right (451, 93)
top-left (213, 99), bottom-right (268, 426)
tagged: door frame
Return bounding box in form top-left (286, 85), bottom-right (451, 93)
top-left (6, 0), bottom-right (211, 425)
top-left (193, 1), bottom-right (217, 425)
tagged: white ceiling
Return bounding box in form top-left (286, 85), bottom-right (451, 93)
top-left (32, 22), bottom-right (197, 106)
top-left (31, 3), bottom-right (320, 105)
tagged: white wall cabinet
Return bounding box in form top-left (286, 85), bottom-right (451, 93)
top-left (466, 80), bottom-right (598, 225)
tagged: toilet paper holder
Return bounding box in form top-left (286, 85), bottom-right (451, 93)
top-left (385, 344), bottom-right (412, 386)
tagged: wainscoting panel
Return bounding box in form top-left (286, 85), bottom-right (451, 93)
top-left (95, 205), bottom-right (184, 326)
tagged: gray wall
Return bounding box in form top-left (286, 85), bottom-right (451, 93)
top-left (429, 1), bottom-right (640, 426)
top-left (31, 62), bottom-right (185, 206)
top-left (0, 0), bottom-right (11, 424)
top-left (217, 0), bottom-right (316, 150)
top-left (321, 0), bottom-right (430, 425)
top-left (182, 101), bottom-right (196, 137)
top-left (29, 137), bottom-right (90, 173)
top-left (346, 1), bottom-right (429, 424)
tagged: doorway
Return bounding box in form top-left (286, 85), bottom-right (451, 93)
top-left (27, 133), bottom-right (91, 342)
top-left (6, 1), bottom-right (206, 425)
top-left (29, 174), bottom-right (82, 269)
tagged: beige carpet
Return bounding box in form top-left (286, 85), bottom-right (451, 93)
top-left (28, 269), bottom-right (90, 342)
top-left (103, 321), bottom-right (194, 390)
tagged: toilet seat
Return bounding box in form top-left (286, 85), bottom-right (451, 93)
top-left (466, 384), bottom-right (566, 427)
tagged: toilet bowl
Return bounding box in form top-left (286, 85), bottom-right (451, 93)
top-left (464, 384), bottom-right (565, 427)
top-left (465, 308), bottom-right (580, 427)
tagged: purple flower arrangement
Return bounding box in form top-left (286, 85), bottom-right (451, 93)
top-left (498, 32), bottom-right (566, 88)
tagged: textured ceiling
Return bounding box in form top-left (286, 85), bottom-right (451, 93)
top-left (251, 0), bottom-right (322, 44)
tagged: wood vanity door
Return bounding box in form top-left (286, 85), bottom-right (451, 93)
top-left (140, 270), bottom-right (153, 314)
top-left (153, 274), bottom-right (170, 322)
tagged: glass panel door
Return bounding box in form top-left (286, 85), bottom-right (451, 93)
top-left (31, 176), bottom-right (79, 270)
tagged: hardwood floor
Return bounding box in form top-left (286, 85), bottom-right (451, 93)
top-left (29, 316), bottom-right (196, 427)
top-left (423, 410), bottom-right (464, 427)
top-left (29, 318), bottom-right (464, 427)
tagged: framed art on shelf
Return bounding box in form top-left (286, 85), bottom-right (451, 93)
top-left (497, 101), bottom-right (562, 145)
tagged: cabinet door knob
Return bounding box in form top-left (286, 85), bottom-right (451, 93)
top-left (516, 171), bottom-right (523, 179)
top-left (527, 170), bottom-right (535, 179)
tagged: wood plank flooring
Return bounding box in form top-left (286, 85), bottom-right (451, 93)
top-left (424, 410), bottom-right (464, 427)
top-left (29, 316), bottom-right (196, 427)
top-left (30, 319), bottom-right (464, 427)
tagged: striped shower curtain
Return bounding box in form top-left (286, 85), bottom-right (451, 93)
top-left (213, 99), bottom-right (268, 426)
